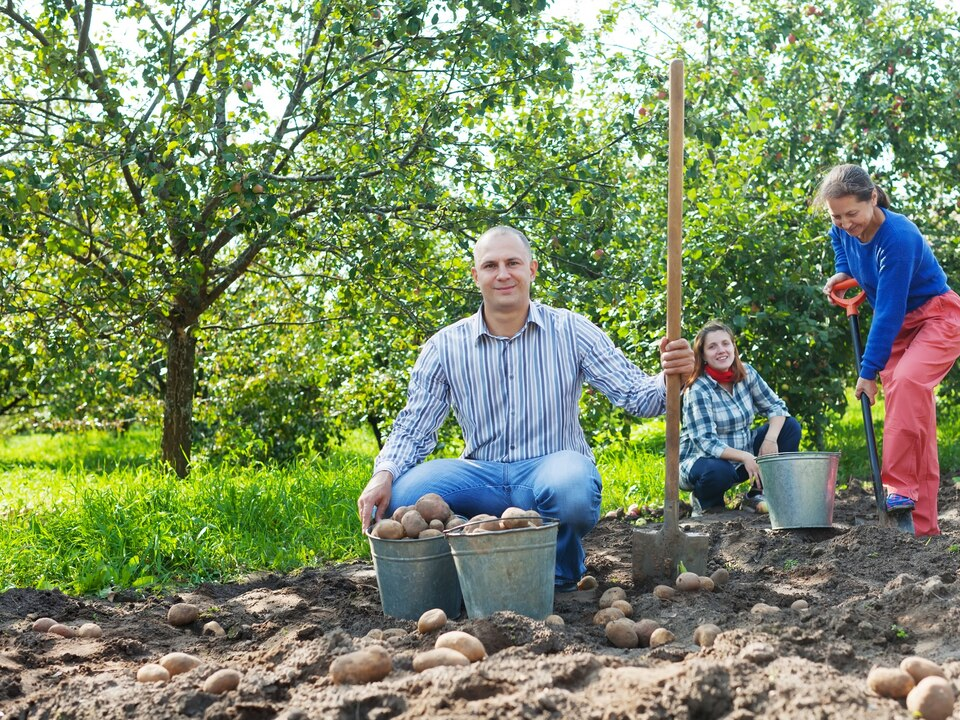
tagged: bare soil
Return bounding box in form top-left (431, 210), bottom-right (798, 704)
top-left (4, 480), bottom-right (960, 720)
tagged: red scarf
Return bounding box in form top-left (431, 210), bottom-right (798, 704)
top-left (705, 365), bottom-right (735, 383)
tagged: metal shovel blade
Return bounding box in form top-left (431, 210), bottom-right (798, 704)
top-left (632, 524), bottom-right (709, 584)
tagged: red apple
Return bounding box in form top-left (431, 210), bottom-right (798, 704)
top-left (787, 33), bottom-right (797, 44)
top-left (592, 248), bottom-right (605, 260)
top-left (242, 80), bottom-right (253, 92)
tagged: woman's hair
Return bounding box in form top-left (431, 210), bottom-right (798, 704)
top-left (813, 163), bottom-right (890, 208)
top-left (683, 320), bottom-right (747, 391)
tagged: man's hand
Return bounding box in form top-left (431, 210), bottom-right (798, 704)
top-left (659, 337), bottom-right (695, 377)
top-left (855, 377), bottom-right (878, 406)
top-left (358, 470), bottom-right (394, 532)
top-left (822, 272), bottom-right (852, 296)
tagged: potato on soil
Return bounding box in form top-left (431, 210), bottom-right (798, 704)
top-left (634, 619), bottom-right (661, 647)
top-left (698, 576), bottom-right (715, 592)
top-left (435, 631), bottom-right (486, 662)
top-left (47, 624), bottom-right (76, 638)
top-left (611, 600), bottom-right (633, 618)
top-left (649, 628), bottom-right (675, 648)
top-left (545, 615), bottom-right (564, 627)
top-left (415, 493), bottom-right (452, 523)
top-left (791, 599), bottom-right (809, 611)
top-left (160, 651), bottom-right (202, 676)
top-left (412, 648), bottom-right (471, 671)
top-left (593, 607), bottom-right (625, 625)
top-left (750, 602), bottom-right (780, 616)
top-left (329, 645), bottom-right (393, 685)
top-left (137, 663), bottom-right (171, 684)
top-left (675, 572), bottom-right (700, 592)
top-left (900, 656), bottom-right (946, 683)
top-left (866, 667), bottom-right (915, 699)
top-left (372, 519), bottom-right (405, 540)
top-left (710, 568), bottom-right (730, 587)
top-left (693, 623), bottom-right (721, 648)
top-left (203, 668), bottom-right (242, 694)
top-left (77, 622), bottom-right (102, 638)
top-left (906, 675), bottom-right (955, 720)
top-left (401, 510), bottom-right (429, 538)
top-left (577, 575), bottom-right (598, 591)
top-left (653, 585), bottom-right (676, 601)
top-left (417, 608), bottom-right (447, 634)
top-left (605, 618), bottom-right (639, 649)
top-left (599, 586), bottom-right (627, 608)
top-left (203, 621), bottom-right (226, 637)
top-left (167, 602), bottom-right (200, 626)
top-left (31, 617), bottom-right (57, 632)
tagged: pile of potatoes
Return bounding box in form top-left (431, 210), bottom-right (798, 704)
top-left (370, 494), bottom-right (544, 540)
top-left (30, 617), bottom-right (102, 638)
top-left (867, 656), bottom-right (955, 720)
top-left (651, 567), bottom-right (730, 600)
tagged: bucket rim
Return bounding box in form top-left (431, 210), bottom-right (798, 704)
top-left (756, 451), bottom-right (840, 464)
top-left (366, 529), bottom-right (451, 544)
top-left (445, 515), bottom-right (559, 537)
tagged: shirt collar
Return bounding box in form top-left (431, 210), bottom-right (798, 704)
top-left (471, 301), bottom-right (544, 341)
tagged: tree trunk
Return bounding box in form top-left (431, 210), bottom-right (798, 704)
top-left (162, 320), bottom-right (197, 478)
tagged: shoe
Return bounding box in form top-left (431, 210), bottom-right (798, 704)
top-left (741, 492), bottom-right (769, 514)
top-left (554, 580), bottom-right (579, 593)
top-left (691, 495), bottom-right (725, 518)
top-left (885, 493), bottom-right (915, 512)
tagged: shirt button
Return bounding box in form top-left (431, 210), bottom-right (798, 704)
top-left (510, 444), bottom-right (516, 450)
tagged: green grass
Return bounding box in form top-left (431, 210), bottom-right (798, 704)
top-left (2, 399), bottom-right (959, 596)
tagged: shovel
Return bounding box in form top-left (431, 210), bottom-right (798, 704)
top-left (828, 278), bottom-right (914, 533)
top-left (632, 59), bottom-right (710, 584)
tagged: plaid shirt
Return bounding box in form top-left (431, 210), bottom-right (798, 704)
top-left (374, 301), bottom-right (667, 481)
top-left (679, 363), bottom-right (790, 486)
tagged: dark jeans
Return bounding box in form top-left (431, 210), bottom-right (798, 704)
top-left (689, 417), bottom-right (803, 510)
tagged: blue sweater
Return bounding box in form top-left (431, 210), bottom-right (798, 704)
top-left (831, 208), bottom-right (949, 379)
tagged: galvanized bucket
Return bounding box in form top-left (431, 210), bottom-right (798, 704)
top-left (367, 532), bottom-right (463, 620)
top-left (445, 518), bottom-right (558, 620)
top-left (756, 452), bottom-right (840, 529)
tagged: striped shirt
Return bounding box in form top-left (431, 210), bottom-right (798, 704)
top-left (374, 302), bottom-right (667, 481)
top-left (678, 363), bottom-right (790, 486)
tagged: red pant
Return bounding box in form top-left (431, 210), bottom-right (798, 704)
top-left (879, 290), bottom-right (960, 535)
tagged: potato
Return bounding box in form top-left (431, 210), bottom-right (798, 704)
top-left (593, 607), bottom-right (625, 625)
top-left (329, 645), bottom-right (392, 684)
top-left (203, 621), bottom-right (226, 637)
top-left (416, 493), bottom-right (452, 523)
top-left (372, 518), bottom-right (405, 539)
top-left (400, 510), bottom-right (429, 538)
top-left (698, 576), bottom-right (715, 592)
top-left (633, 619), bottom-right (661, 647)
top-left (605, 618), bottom-right (639, 649)
top-left (545, 614), bottom-right (565, 627)
top-left (710, 568), bottom-right (730, 587)
top-left (611, 600), bottom-right (634, 618)
top-left (47, 623), bottom-right (76, 638)
top-left (906, 676), bottom-right (955, 720)
top-left (391, 505), bottom-right (412, 522)
top-left (203, 668), bottom-right (241, 694)
top-left (867, 667), bottom-right (915, 699)
top-left (750, 603), bottom-right (780, 616)
top-left (466, 514), bottom-right (499, 533)
top-left (675, 572), bottom-right (701, 592)
top-left (382, 628), bottom-right (407, 640)
top-left (159, 651), bottom-right (202, 676)
top-left (791, 599), bottom-right (809, 611)
top-left (599, 586), bottom-right (627, 609)
top-left (31, 617), bottom-right (57, 632)
top-left (435, 631), bottom-right (486, 662)
top-left (77, 622), bottom-right (102, 638)
top-left (445, 516), bottom-right (466, 531)
top-left (136, 663), bottom-right (171, 684)
top-left (900, 656), bottom-right (946, 683)
top-left (649, 628), bottom-right (675, 648)
top-left (693, 623), bottom-right (721, 648)
top-left (652, 585), bottom-right (676, 601)
top-left (577, 575), bottom-right (598, 591)
top-left (412, 648), bottom-right (471, 671)
top-left (498, 506), bottom-right (530, 530)
top-left (520, 510), bottom-right (543, 527)
top-left (417, 608), bottom-right (447, 634)
top-left (167, 602), bottom-right (199, 626)
top-left (418, 528), bottom-right (443, 539)
top-left (428, 519), bottom-right (445, 532)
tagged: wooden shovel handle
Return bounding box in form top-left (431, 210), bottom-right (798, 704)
top-left (664, 58), bottom-right (684, 532)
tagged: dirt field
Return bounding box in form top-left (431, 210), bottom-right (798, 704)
top-left (3, 479), bottom-right (960, 720)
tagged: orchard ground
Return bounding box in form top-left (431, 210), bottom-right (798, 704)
top-left (3, 479), bottom-right (960, 719)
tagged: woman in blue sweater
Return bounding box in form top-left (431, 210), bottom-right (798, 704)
top-left (818, 164), bottom-right (960, 536)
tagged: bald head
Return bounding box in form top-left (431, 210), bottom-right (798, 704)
top-left (473, 225), bottom-right (532, 265)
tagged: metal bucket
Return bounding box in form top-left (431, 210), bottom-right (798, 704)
top-left (445, 518), bottom-right (558, 620)
top-left (756, 452), bottom-right (840, 529)
top-left (367, 532), bottom-right (463, 620)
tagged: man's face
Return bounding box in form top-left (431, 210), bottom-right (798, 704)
top-left (471, 230), bottom-right (538, 314)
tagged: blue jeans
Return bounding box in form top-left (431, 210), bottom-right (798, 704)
top-left (388, 451), bottom-right (602, 588)
top-left (688, 417), bottom-right (803, 510)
